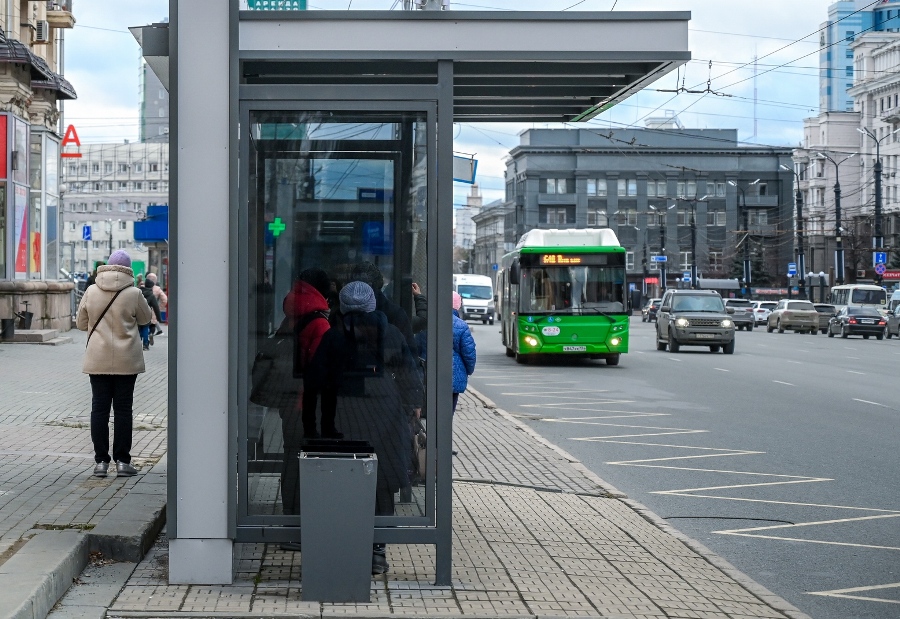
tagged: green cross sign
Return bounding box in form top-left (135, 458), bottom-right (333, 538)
top-left (268, 217), bottom-right (286, 237)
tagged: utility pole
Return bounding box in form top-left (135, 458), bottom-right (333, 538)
top-left (690, 206), bottom-right (698, 288)
top-left (642, 243), bottom-right (648, 297)
top-left (782, 164), bottom-right (807, 299)
top-left (859, 127), bottom-right (895, 284)
top-left (743, 205), bottom-right (751, 291)
top-left (108, 219), bottom-right (113, 259)
top-left (659, 222), bottom-right (667, 294)
top-left (819, 152), bottom-right (855, 286)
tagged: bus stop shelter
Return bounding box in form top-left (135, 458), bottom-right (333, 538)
top-left (137, 1), bottom-right (689, 586)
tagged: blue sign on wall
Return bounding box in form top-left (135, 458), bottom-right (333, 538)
top-left (874, 251), bottom-right (887, 266)
top-left (361, 221), bottom-right (393, 256)
top-left (82, 225), bottom-right (91, 241)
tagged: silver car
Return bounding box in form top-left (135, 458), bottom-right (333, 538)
top-left (886, 305), bottom-right (900, 339)
top-left (656, 290), bottom-right (736, 354)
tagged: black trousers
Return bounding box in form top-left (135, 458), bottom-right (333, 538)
top-left (89, 374), bottom-right (137, 464)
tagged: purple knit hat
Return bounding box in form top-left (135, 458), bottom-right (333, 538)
top-left (108, 250), bottom-right (132, 267)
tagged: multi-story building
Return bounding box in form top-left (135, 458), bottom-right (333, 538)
top-left (791, 112), bottom-right (862, 281)
top-left (140, 59), bottom-right (169, 143)
top-left (0, 0), bottom-right (76, 329)
top-left (820, 0), bottom-right (900, 113)
top-left (454, 183), bottom-right (481, 252)
top-left (497, 128), bottom-right (793, 296)
top-left (470, 199), bottom-right (510, 285)
top-left (60, 143), bottom-right (169, 277)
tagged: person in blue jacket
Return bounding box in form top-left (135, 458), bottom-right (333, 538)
top-left (452, 291), bottom-right (477, 413)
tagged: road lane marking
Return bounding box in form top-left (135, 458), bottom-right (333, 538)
top-left (668, 357), bottom-right (682, 362)
top-left (714, 368), bottom-right (729, 372)
top-left (853, 398), bottom-right (889, 407)
top-left (847, 370), bottom-right (865, 375)
top-left (809, 582), bottom-right (900, 604)
top-left (786, 360), bottom-right (802, 364)
top-left (772, 380), bottom-right (794, 386)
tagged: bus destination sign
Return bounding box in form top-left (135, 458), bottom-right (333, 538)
top-left (539, 253), bottom-right (608, 266)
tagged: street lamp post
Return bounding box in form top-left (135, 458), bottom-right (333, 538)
top-left (107, 218), bottom-right (113, 259)
top-left (688, 195), bottom-right (708, 289)
top-left (728, 179), bottom-right (759, 295)
top-left (651, 201), bottom-right (676, 294)
top-left (817, 152), bottom-right (856, 286)
top-left (857, 127), bottom-right (899, 284)
top-left (780, 164), bottom-right (807, 299)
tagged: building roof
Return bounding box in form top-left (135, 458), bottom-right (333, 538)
top-left (0, 26), bottom-right (76, 99)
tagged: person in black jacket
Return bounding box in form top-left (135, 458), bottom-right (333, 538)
top-left (307, 281), bottom-right (423, 575)
top-left (350, 261), bottom-right (418, 357)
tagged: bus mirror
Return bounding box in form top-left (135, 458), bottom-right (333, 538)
top-left (509, 260), bottom-right (520, 285)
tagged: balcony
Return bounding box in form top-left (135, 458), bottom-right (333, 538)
top-left (46, 1), bottom-right (75, 29)
top-left (742, 195), bottom-right (780, 208)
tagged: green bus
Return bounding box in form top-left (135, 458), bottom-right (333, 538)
top-left (497, 228), bottom-right (629, 365)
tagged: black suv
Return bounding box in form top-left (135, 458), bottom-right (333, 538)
top-left (656, 290), bottom-right (736, 354)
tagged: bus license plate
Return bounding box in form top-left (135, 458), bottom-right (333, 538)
top-left (563, 345), bottom-right (587, 352)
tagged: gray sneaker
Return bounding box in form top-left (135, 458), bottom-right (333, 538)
top-left (116, 461), bottom-right (138, 476)
top-left (93, 462), bottom-right (109, 477)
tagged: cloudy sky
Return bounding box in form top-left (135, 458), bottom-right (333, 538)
top-left (64, 0), bottom-right (830, 205)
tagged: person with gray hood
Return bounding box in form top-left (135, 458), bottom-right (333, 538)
top-left (76, 250), bottom-right (154, 478)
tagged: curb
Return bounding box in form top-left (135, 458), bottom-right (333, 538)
top-left (89, 454), bottom-right (168, 562)
top-left (0, 530), bottom-right (89, 619)
top-left (468, 387), bottom-right (813, 619)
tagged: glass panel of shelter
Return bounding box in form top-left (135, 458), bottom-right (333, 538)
top-left (245, 110), bottom-right (430, 525)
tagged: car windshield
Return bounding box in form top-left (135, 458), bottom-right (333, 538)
top-left (671, 295), bottom-right (724, 312)
top-left (847, 307), bottom-right (882, 316)
top-left (787, 301), bottom-right (815, 310)
top-left (851, 288), bottom-right (887, 305)
top-left (458, 285), bottom-right (492, 300)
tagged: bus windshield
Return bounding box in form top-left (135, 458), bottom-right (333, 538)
top-left (458, 285), bottom-right (492, 300)
top-left (520, 265), bottom-right (626, 313)
top-left (852, 288), bottom-right (886, 305)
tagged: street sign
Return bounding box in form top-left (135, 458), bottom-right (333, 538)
top-left (874, 251), bottom-right (887, 266)
top-left (787, 262), bottom-right (797, 276)
top-left (492, 263), bottom-right (498, 271)
top-left (682, 271), bottom-right (691, 282)
top-left (875, 263), bottom-right (887, 276)
top-left (651, 255), bottom-right (667, 263)
top-left (82, 225), bottom-right (91, 241)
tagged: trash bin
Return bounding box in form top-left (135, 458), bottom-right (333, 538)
top-left (0, 318), bottom-right (14, 341)
top-left (299, 440), bottom-right (377, 603)
top-left (17, 311), bottom-right (33, 330)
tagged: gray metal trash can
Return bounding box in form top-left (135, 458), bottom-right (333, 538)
top-left (299, 441), bottom-right (377, 603)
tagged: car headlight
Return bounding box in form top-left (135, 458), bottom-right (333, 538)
top-left (721, 319), bottom-right (733, 328)
top-left (675, 317), bottom-right (690, 328)
top-left (524, 335), bottom-right (539, 347)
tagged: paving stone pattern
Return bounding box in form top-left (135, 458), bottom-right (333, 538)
top-left (0, 332), bottom-right (167, 560)
top-left (106, 387), bottom-right (791, 618)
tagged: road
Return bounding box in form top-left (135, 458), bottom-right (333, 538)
top-left (467, 317), bottom-right (900, 619)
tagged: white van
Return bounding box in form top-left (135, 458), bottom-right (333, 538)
top-left (453, 274), bottom-right (495, 324)
top-left (829, 284), bottom-right (888, 314)
top-left (889, 289), bottom-right (900, 313)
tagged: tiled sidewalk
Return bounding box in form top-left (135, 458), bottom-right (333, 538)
top-left (104, 391), bottom-right (805, 619)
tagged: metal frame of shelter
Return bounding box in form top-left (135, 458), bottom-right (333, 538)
top-left (139, 0), bottom-right (689, 585)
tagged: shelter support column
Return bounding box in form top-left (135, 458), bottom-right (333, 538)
top-left (168, 0), bottom-right (235, 584)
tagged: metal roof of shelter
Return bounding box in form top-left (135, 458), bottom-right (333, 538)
top-left (239, 11), bottom-right (690, 122)
top-left (137, 10), bottom-right (690, 123)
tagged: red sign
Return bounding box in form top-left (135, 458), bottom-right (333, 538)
top-left (644, 277), bottom-right (659, 284)
top-left (881, 270), bottom-right (900, 280)
top-left (61, 124), bottom-right (81, 158)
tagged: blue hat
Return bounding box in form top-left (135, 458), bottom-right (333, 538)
top-left (108, 250), bottom-right (132, 267)
top-left (340, 281), bottom-right (376, 314)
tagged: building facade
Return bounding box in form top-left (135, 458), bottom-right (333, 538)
top-left (0, 0), bottom-right (76, 329)
top-left (60, 143), bottom-right (169, 278)
top-left (498, 128), bottom-right (793, 297)
top-left (470, 198), bottom-right (510, 285)
top-left (140, 59), bottom-right (169, 143)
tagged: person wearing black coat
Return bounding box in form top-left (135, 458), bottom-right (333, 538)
top-left (350, 261), bottom-right (419, 357)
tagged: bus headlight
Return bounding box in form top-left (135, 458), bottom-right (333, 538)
top-left (721, 319), bottom-right (733, 328)
top-left (524, 335), bottom-right (539, 347)
top-left (675, 317), bottom-right (690, 328)
top-left (610, 337), bottom-right (622, 346)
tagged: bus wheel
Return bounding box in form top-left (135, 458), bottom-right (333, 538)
top-left (505, 347), bottom-right (514, 357)
top-left (605, 354), bottom-right (620, 366)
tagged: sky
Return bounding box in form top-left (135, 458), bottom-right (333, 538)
top-left (63, 0), bottom-right (831, 206)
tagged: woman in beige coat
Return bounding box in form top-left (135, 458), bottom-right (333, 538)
top-left (76, 250), bottom-right (153, 477)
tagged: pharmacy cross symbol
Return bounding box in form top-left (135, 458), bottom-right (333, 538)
top-left (268, 217), bottom-right (286, 237)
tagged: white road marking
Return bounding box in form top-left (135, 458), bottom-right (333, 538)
top-left (503, 389), bottom-right (609, 395)
top-left (714, 368), bottom-right (729, 372)
top-left (853, 398), bottom-right (889, 408)
top-left (786, 360), bottom-right (802, 364)
top-left (847, 356), bottom-right (860, 360)
top-left (668, 357), bottom-right (682, 362)
top-left (809, 582), bottom-right (900, 604)
top-left (844, 346), bottom-right (858, 350)
top-left (772, 380), bottom-right (794, 386)
top-left (847, 370), bottom-right (865, 375)
top-left (521, 400), bottom-right (635, 407)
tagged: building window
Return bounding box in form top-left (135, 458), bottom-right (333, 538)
top-left (676, 208), bottom-right (692, 226)
top-left (134, 182), bottom-right (142, 190)
top-left (709, 251), bottom-right (723, 271)
top-left (92, 163), bottom-right (100, 173)
top-left (118, 163), bottom-right (128, 173)
top-left (749, 210), bottom-right (768, 225)
top-left (149, 163), bottom-right (159, 173)
top-left (615, 208), bottom-right (637, 226)
top-left (846, 66), bottom-right (853, 77)
top-left (543, 178), bottom-right (568, 194)
top-left (757, 183), bottom-right (768, 196)
top-left (679, 251), bottom-right (692, 271)
top-left (80, 203), bottom-right (88, 212)
top-left (846, 30), bottom-right (855, 41)
top-left (118, 202), bottom-right (128, 212)
top-left (67, 163), bottom-right (78, 175)
top-left (647, 180), bottom-right (667, 198)
top-left (625, 252), bottom-right (635, 271)
top-left (149, 182), bottom-right (159, 191)
top-left (118, 241), bottom-right (128, 249)
top-left (93, 182), bottom-right (102, 191)
top-left (543, 207), bottom-right (569, 225)
top-left (158, 108), bottom-right (166, 118)
top-left (79, 164), bottom-right (88, 175)
top-left (587, 208), bottom-right (608, 227)
top-left (846, 49), bottom-right (853, 59)
top-left (104, 162), bottom-right (113, 173)
top-left (646, 210), bottom-right (665, 227)
top-left (617, 179), bottom-right (637, 197)
top-left (118, 221), bottom-right (127, 230)
top-left (105, 203), bottom-right (112, 212)
top-left (92, 241), bottom-right (101, 250)
top-left (707, 209), bottom-right (725, 226)
top-left (134, 163), bottom-right (143, 173)
top-left (715, 182), bottom-right (726, 197)
top-left (69, 222), bottom-right (75, 231)
top-left (586, 179), bottom-right (607, 196)
top-left (648, 254), bottom-right (659, 271)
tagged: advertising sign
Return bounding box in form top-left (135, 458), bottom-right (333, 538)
top-left (14, 185), bottom-right (27, 278)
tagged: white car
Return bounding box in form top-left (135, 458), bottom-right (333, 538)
top-left (751, 301), bottom-right (777, 326)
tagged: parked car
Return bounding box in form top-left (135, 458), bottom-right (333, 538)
top-left (723, 298), bottom-right (754, 331)
top-left (813, 303), bottom-right (837, 335)
top-left (887, 305), bottom-right (900, 339)
top-left (641, 298), bottom-right (662, 322)
top-left (767, 299), bottom-right (819, 334)
top-left (827, 306), bottom-right (887, 339)
top-left (751, 301), bottom-right (777, 326)
top-left (655, 290), bottom-right (735, 354)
